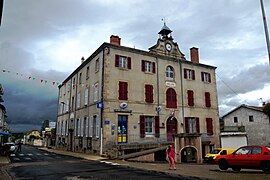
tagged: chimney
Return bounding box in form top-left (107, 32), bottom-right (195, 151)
top-left (81, 56), bottom-right (85, 64)
top-left (110, 35), bottom-right (121, 45)
top-left (190, 47), bottom-right (199, 63)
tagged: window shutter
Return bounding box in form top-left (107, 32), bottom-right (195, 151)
top-left (141, 60), bottom-right (145, 72)
top-left (119, 82), bottom-right (128, 100)
top-left (155, 116), bottom-right (160, 138)
top-left (206, 118), bottom-right (213, 135)
top-left (150, 85), bottom-right (153, 103)
top-left (81, 118), bottom-right (84, 137)
top-left (205, 92), bottom-right (211, 107)
top-left (166, 88), bottom-right (177, 108)
top-left (89, 116), bottom-right (93, 137)
top-left (140, 116), bottom-right (145, 138)
top-left (115, 54), bottom-right (120, 67)
top-left (201, 72), bottom-right (204, 82)
top-left (127, 57), bottom-right (131, 69)
top-left (196, 117), bottom-right (200, 133)
top-left (185, 117), bottom-right (189, 133)
top-left (85, 117), bottom-right (89, 137)
top-left (188, 90), bottom-right (194, 106)
top-left (184, 68), bottom-right (187, 79)
top-left (192, 70), bottom-right (195, 80)
top-left (96, 115), bottom-right (100, 138)
top-left (152, 62), bottom-right (156, 73)
top-left (145, 84), bottom-right (153, 103)
top-left (209, 74), bottom-right (211, 83)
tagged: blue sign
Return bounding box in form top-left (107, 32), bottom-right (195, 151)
top-left (105, 120), bottom-right (110, 124)
top-left (97, 102), bottom-right (103, 109)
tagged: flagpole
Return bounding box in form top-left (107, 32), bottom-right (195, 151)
top-left (260, 0), bottom-right (270, 65)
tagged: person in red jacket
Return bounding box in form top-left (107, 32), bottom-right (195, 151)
top-left (166, 143), bottom-right (178, 170)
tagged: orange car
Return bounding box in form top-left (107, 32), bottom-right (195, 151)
top-left (215, 146), bottom-right (270, 172)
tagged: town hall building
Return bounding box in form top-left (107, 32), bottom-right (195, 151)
top-left (56, 23), bottom-right (220, 163)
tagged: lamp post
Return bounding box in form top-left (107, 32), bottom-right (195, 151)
top-left (260, 0), bottom-right (270, 64)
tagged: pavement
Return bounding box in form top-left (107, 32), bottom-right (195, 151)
top-left (1, 147), bottom-right (269, 180)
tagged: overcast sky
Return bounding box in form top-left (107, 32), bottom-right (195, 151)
top-left (0, 0), bottom-right (270, 133)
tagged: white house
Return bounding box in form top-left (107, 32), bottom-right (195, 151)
top-left (221, 104), bottom-right (270, 146)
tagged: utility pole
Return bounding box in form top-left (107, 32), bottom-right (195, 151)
top-left (260, 0), bottom-right (270, 65)
top-left (0, 0), bottom-right (4, 26)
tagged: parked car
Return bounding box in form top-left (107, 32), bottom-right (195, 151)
top-left (215, 146), bottom-right (270, 172)
top-left (204, 148), bottom-right (235, 163)
top-left (4, 142), bottom-right (17, 153)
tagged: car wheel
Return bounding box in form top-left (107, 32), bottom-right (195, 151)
top-left (232, 167), bottom-right (241, 171)
top-left (261, 161), bottom-right (270, 172)
top-left (218, 159), bottom-right (229, 170)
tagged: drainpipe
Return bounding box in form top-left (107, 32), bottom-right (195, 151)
top-left (156, 57), bottom-right (160, 115)
top-left (100, 46), bottom-right (106, 156)
top-left (179, 60), bottom-right (185, 133)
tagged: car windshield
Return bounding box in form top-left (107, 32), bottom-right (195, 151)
top-left (210, 149), bottom-right (221, 154)
top-left (266, 146), bottom-right (270, 151)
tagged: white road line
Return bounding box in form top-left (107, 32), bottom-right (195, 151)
top-left (24, 157), bottom-right (32, 160)
top-left (27, 153), bottom-right (33, 156)
top-left (43, 153), bottom-right (49, 156)
top-left (13, 158), bottom-right (20, 161)
top-left (100, 161), bottom-right (120, 166)
top-left (19, 154), bottom-right (24, 156)
top-left (36, 153), bottom-right (42, 155)
top-left (10, 154), bottom-right (15, 157)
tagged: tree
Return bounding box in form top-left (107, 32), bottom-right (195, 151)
top-left (263, 103), bottom-right (270, 122)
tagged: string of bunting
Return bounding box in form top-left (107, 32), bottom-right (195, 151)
top-left (1, 69), bottom-right (93, 88)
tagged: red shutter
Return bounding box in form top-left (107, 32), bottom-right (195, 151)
top-left (166, 88), bottom-right (177, 108)
top-left (185, 117), bottom-right (189, 133)
top-left (192, 70), bottom-right (195, 80)
top-left (119, 82), bottom-right (128, 100)
top-left (206, 118), bottom-right (213, 135)
top-left (150, 85), bottom-right (153, 103)
top-left (201, 72), bottom-right (204, 82)
top-left (155, 116), bottom-right (160, 138)
top-left (196, 118), bottom-right (200, 133)
top-left (140, 116), bottom-right (145, 138)
top-left (145, 85), bottom-right (150, 102)
top-left (208, 74), bottom-right (211, 83)
top-left (141, 60), bottom-right (145, 72)
top-left (152, 62), bottom-right (156, 73)
top-left (184, 68), bottom-right (187, 79)
top-left (205, 92), bottom-right (211, 107)
top-left (127, 57), bottom-right (131, 69)
top-left (115, 54), bottom-right (119, 67)
top-left (188, 90), bottom-right (194, 106)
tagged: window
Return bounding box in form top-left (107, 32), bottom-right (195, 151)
top-left (89, 116), bottom-right (93, 137)
top-left (73, 77), bottom-right (76, 89)
top-left (252, 147), bottom-right (262, 154)
top-left (115, 54), bottom-right (131, 69)
top-left (76, 118), bottom-right (80, 137)
top-left (94, 83), bottom-right (98, 102)
top-left (95, 59), bottom-right (99, 72)
top-left (65, 120), bottom-right (68, 136)
top-left (65, 99), bottom-right (69, 112)
top-left (234, 117), bottom-right (238, 123)
top-left (84, 88), bottom-right (88, 106)
top-left (185, 117), bottom-right (200, 133)
top-left (184, 68), bottom-right (195, 80)
top-left (77, 93), bottom-right (80, 108)
top-left (201, 72), bottom-right (211, 83)
top-left (80, 117), bottom-right (84, 137)
top-left (93, 115), bottom-right (100, 138)
top-left (140, 116), bottom-right (160, 138)
top-left (206, 118), bottom-right (213, 135)
top-left (166, 66), bottom-right (174, 81)
top-left (187, 90), bottom-right (194, 106)
top-left (145, 117), bottom-right (154, 135)
top-left (85, 117), bottom-right (89, 137)
top-left (235, 147), bottom-right (251, 155)
top-left (86, 66), bottom-right (89, 79)
top-left (166, 88), bottom-right (177, 108)
top-left (249, 115), bottom-right (254, 122)
top-left (79, 73), bottom-right (82, 84)
top-left (145, 84), bottom-right (153, 103)
top-left (205, 92), bottom-right (211, 107)
top-left (118, 81), bottom-right (128, 100)
top-left (141, 60), bottom-right (155, 73)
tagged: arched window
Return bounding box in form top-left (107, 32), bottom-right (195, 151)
top-left (166, 66), bottom-right (174, 81)
top-left (166, 88), bottom-right (177, 108)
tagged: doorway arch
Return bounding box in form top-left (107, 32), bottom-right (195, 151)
top-left (181, 146), bottom-right (197, 163)
top-left (166, 116), bottom-right (177, 142)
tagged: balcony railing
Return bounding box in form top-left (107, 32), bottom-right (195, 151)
top-left (222, 126), bottom-right (245, 132)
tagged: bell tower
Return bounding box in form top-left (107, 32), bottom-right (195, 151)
top-left (149, 22), bottom-right (185, 60)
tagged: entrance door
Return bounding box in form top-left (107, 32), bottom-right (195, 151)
top-left (118, 115), bottom-right (128, 144)
top-left (166, 117), bottom-right (177, 142)
top-left (181, 147), bottom-right (197, 163)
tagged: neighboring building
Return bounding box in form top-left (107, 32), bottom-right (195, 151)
top-left (0, 83), bottom-right (8, 144)
top-left (56, 24), bottom-right (220, 163)
top-left (24, 129), bottom-right (41, 144)
top-left (221, 104), bottom-right (270, 146)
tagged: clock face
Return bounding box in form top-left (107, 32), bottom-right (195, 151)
top-left (165, 43), bottom-right (172, 51)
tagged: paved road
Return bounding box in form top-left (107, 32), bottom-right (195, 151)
top-left (5, 145), bottom-right (203, 180)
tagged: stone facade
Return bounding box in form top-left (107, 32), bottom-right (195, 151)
top-left (222, 104), bottom-right (270, 146)
top-left (56, 25), bottom-right (220, 162)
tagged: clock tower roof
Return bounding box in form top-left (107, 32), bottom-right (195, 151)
top-left (158, 22), bottom-right (172, 37)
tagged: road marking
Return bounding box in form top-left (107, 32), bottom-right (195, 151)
top-left (24, 157), bottom-right (32, 160)
top-left (44, 153), bottom-right (49, 156)
top-left (27, 153), bottom-right (33, 156)
top-left (10, 154), bottom-right (16, 157)
top-left (19, 154), bottom-right (24, 156)
top-left (36, 153), bottom-right (42, 155)
top-left (13, 158), bottom-right (20, 161)
top-left (100, 161), bottom-right (120, 166)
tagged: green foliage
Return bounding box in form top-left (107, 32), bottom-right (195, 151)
top-left (263, 103), bottom-right (270, 117)
top-left (51, 128), bottom-right (56, 135)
